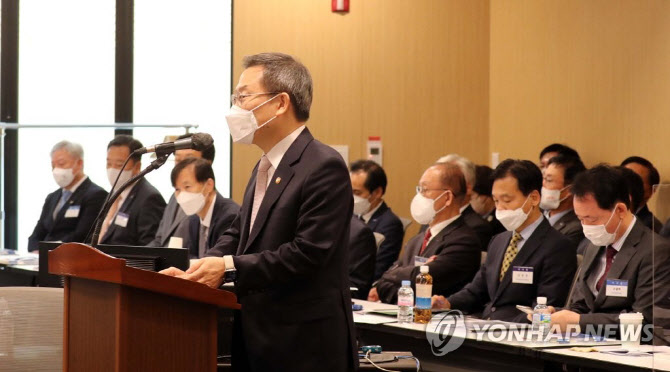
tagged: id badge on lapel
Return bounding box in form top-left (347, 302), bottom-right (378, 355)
top-left (115, 212), bottom-right (129, 228)
top-left (512, 266), bottom-right (533, 284)
top-left (64, 205), bottom-right (80, 218)
top-left (606, 279), bottom-right (628, 297)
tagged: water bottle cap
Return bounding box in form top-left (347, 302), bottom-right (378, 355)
top-left (401, 280), bottom-right (411, 286)
top-left (537, 296), bottom-right (547, 305)
top-left (420, 265), bottom-right (429, 273)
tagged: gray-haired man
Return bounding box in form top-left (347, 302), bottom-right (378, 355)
top-left (28, 140), bottom-right (108, 251)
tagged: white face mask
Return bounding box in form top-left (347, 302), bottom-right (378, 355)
top-left (176, 189), bottom-right (207, 216)
top-left (582, 209), bottom-right (622, 246)
top-left (107, 168), bottom-right (133, 190)
top-left (539, 186), bottom-right (570, 211)
top-left (410, 191), bottom-right (448, 225)
top-left (225, 95), bottom-right (280, 144)
top-left (353, 195), bottom-right (372, 216)
top-left (496, 195), bottom-right (531, 231)
top-left (52, 167), bottom-right (75, 188)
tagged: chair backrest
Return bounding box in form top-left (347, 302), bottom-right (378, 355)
top-left (373, 232), bottom-right (386, 250)
top-left (399, 217), bottom-right (412, 233)
top-left (0, 287), bottom-right (63, 371)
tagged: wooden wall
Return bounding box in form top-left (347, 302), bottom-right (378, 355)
top-left (231, 0), bottom-right (491, 238)
top-left (490, 0), bottom-right (670, 219)
top-left (231, 0), bottom-right (670, 226)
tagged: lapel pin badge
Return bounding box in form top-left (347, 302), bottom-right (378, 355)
top-left (275, 177), bottom-right (281, 184)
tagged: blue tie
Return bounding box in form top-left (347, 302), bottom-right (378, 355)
top-left (53, 190), bottom-right (72, 220)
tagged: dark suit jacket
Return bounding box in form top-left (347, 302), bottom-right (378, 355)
top-left (376, 216), bottom-right (481, 305)
top-left (186, 191), bottom-right (239, 258)
top-left (483, 209), bottom-right (506, 237)
top-left (462, 204), bottom-right (495, 250)
top-left (448, 217), bottom-right (577, 322)
top-left (368, 202), bottom-right (405, 280)
top-left (146, 194), bottom-right (190, 248)
top-left (348, 216), bottom-right (377, 300)
top-left (28, 177), bottom-right (107, 251)
top-left (206, 128), bottom-right (357, 372)
top-left (569, 220), bottom-right (670, 329)
top-left (551, 209), bottom-right (585, 246)
top-left (99, 178), bottom-right (166, 246)
top-left (637, 204), bottom-right (662, 234)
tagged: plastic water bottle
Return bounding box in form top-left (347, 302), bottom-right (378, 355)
top-left (532, 296), bottom-right (551, 341)
top-left (397, 280), bottom-right (414, 323)
top-left (414, 265), bottom-right (433, 324)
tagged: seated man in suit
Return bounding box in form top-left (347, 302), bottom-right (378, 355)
top-left (100, 135), bottom-right (166, 246)
top-left (171, 157), bottom-right (238, 258)
top-left (431, 159), bottom-right (577, 322)
top-left (541, 154), bottom-right (586, 246)
top-left (538, 143), bottom-right (580, 172)
top-left (470, 164), bottom-right (505, 238)
top-left (621, 156), bottom-right (662, 233)
top-left (350, 159), bottom-right (405, 281)
top-left (368, 162), bottom-right (481, 304)
top-left (348, 216), bottom-right (377, 300)
top-left (437, 154), bottom-right (494, 249)
top-left (545, 165), bottom-right (670, 335)
top-left (147, 133), bottom-right (216, 248)
top-left (28, 141), bottom-right (108, 251)
top-left (578, 167), bottom-right (645, 256)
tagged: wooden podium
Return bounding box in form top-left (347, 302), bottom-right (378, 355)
top-left (49, 243), bottom-right (240, 372)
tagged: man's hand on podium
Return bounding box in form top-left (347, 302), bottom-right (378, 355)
top-left (159, 267), bottom-right (186, 277)
top-left (159, 257), bottom-right (226, 288)
top-left (182, 257), bottom-right (226, 288)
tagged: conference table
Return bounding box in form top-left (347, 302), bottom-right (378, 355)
top-left (353, 299), bottom-right (670, 372)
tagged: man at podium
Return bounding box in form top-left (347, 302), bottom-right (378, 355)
top-left (162, 53), bottom-right (357, 372)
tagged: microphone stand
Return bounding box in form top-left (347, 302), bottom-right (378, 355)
top-left (89, 153), bottom-right (170, 246)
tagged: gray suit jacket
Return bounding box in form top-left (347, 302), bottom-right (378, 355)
top-left (146, 194), bottom-right (191, 248)
top-left (569, 219), bottom-right (670, 330)
top-left (552, 209), bottom-right (584, 247)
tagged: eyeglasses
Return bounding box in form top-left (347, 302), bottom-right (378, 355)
top-left (416, 186), bottom-right (449, 195)
top-left (230, 92), bottom-right (280, 106)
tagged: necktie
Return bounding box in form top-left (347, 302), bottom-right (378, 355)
top-left (418, 230), bottom-right (432, 255)
top-left (53, 190), bottom-right (72, 220)
top-left (500, 232), bottom-right (523, 281)
top-left (198, 224), bottom-right (208, 258)
top-left (250, 156), bottom-right (272, 233)
top-left (100, 196), bottom-right (122, 240)
top-left (596, 246), bottom-right (618, 291)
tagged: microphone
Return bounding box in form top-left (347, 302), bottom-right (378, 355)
top-left (135, 132), bottom-right (214, 155)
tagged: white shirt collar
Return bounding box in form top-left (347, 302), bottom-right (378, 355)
top-left (264, 125), bottom-right (306, 170)
top-left (516, 214), bottom-right (544, 251)
top-left (64, 175), bottom-right (88, 194)
top-left (459, 203), bottom-right (470, 214)
top-left (612, 216), bottom-right (637, 252)
top-left (200, 193), bottom-right (216, 228)
top-left (362, 200), bottom-right (383, 223)
top-left (116, 179), bottom-right (138, 205)
top-left (428, 213), bottom-right (461, 243)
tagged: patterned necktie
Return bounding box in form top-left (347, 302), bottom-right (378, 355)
top-left (53, 190), bottom-right (72, 220)
top-left (198, 224), bottom-right (208, 258)
top-left (419, 230), bottom-right (432, 255)
top-left (250, 155), bottom-right (272, 233)
top-left (500, 232), bottom-right (523, 281)
top-left (596, 246), bottom-right (618, 291)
